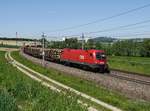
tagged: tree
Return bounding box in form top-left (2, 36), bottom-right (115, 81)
top-left (65, 38), bottom-right (79, 49)
top-left (85, 39), bottom-right (95, 49)
top-left (39, 38), bottom-right (48, 48)
top-left (140, 39), bottom-right (150, 57)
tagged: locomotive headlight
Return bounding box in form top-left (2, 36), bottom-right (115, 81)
top-left (99, 62), bottom-right (104, 64)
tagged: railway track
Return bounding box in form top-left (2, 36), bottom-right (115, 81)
top-left (111, 68), bottom-right (150, 77)
top-left (107, 72), bottom-right (150, 85)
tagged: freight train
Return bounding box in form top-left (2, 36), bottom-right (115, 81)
top-left (23, 45), bottom-right (110, 73)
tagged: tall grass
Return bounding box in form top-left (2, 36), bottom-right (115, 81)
top-left (12, 51), bottom-right (150, 111)
top-left (0, 90), bottom-right (18, 111)
top-left (0, 51), bottom-right (86, 111)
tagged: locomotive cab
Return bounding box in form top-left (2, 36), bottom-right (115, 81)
top-left (91, 50), bottom-right (109, 73)
top-left (95, 52), bottom-right (106, 64)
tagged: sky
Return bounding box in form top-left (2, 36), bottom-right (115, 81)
top-left (0, 0), bottom-right (150, 40)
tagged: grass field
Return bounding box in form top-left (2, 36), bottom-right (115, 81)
top-left (11, 51), bottom-right (150, 111)
top-left (0, 51), bottom-right (87, 111)
top-left (0, 44), bottom-right (20, 48)
top-left (108, 56), bottom-right (150, 76)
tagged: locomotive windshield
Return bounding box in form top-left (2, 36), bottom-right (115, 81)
top-left (96, 52), bottom-right (106, 60)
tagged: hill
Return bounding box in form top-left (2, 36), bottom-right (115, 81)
top-left (89, 37), bottom-right (117, 43)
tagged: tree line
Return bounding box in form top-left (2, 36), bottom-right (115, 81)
top-left (0, 37), bottom-right (37, 41)
top-left (104, 39), bottom-right (150, 57)
top-left (46, 38), bottom-right (150, 57)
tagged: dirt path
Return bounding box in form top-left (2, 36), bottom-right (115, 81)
top-left (0, 47), bottom-right (19, 51)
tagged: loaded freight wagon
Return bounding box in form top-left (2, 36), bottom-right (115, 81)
top-left (23, 46), bottom-right (109, 72)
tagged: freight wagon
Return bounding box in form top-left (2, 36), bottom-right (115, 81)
top-left (23, 46), bottom-right (109, 72)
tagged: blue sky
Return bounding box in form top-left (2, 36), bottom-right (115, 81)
top-left (0, 0), bottom-right (150, 39)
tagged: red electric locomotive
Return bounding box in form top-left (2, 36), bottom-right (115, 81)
top-left (23, 46), bottom-right (109, 73)
top-left (60, 48), bottom-right (109, 72)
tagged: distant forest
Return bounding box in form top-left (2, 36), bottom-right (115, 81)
top-left (0, 37), bottom-right (37, 41)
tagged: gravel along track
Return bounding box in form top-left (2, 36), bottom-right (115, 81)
top-left (6, 51), bottom-right (123, 111)
top-left (109, 71), bottom-right (150, 85)
top-left (20, 51), bottom-right (150, 101)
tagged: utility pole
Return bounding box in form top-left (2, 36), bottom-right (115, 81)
top-left (16, 32), bottom-right (18, 46)
top-left (34, 38), bottom-right (37, 47)
top-left (81, 33), bottom-right (84, 50)
top-left (42, 32), bottom-right (45, 67)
